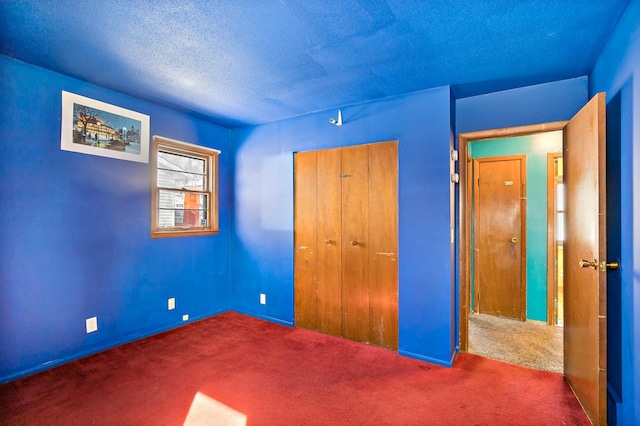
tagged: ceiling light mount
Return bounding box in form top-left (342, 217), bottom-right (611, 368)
top-left (329, 109), bottom-right (343, 126)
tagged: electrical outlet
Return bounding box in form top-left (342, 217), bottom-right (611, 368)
top-left (86, 316), bottom-right (98, 333)
top-left (168, 298), bottom-right (175, 310)
top-left (182, 314), bottom-right (189, 321)
top-left (260, 293), bottom-right (266, 305)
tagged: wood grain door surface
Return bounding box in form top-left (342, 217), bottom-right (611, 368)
top-left (294, 141), bottom-right (398, 350)
top-left (341, 144), bottom-right (370, 344)
top-left (473, 155), bottom-right (526, 320)
top-left (316, 148), bottom-right (342, 337)
top-left (563, 92), bottom-right (607, 425)
top-left (293, 150), bottom-right (317, 331)
top-left (367, 141), bottom-right (398, 349)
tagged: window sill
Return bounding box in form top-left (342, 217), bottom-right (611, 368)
top-left (151, 229), bottom-right (219, 238)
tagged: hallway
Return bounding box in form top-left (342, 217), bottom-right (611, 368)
top-left (468, 313), bottom-right (563, 373)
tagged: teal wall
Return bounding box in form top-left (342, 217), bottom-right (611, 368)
top-left (469, 131), bottom-right (562, 322)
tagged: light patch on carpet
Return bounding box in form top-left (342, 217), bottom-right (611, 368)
top-left (183, 392), bottom-right (247, 426)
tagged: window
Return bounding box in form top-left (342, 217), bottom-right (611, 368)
top-left (555, 157), bottom-right (564, 242)
top-left (151, 136), bottom-right (219, 238)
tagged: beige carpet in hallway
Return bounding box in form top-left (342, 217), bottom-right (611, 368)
top-left (468, 313), bottom-right (563, 373)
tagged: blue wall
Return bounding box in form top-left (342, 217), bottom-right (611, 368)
top-left (2, 3), bottom-right (640, 418)
top-left (0, 56), bottom-right (231, 383)
top-left (469, 132), bottom-right (563, 322)
top-left (456, 77), bottom-right (588, 133)
top-left (590, 0), bottom-right (640, 423)
top-left (229, 87), bottom-right (457, 366)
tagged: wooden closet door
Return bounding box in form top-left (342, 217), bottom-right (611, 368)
top-left (341, 145), bottom-right (370, 343)
top-left (294, 151), bottom-right (318, 330)
top-left (316, 148), bottom-right (342, 336)
top-left (295, 142), bottom-right (398, 350)
top-left (368, 141), bottom-right (398, 350)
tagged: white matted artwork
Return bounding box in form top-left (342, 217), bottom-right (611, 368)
top-left (61, 91), bottom-right (150, 163)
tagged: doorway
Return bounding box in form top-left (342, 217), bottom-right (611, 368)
top-left (547, 153), bottom-right (565, 326)
top-left (459, 94), bottom-right (608, 425)
top-left (460, 124), bottom-right (562, 372)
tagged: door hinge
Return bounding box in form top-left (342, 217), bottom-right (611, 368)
top-left (521, 181), bottom-right (526, 200)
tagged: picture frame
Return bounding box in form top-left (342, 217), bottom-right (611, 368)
top-left (61, 91), bottom-right (150, 163)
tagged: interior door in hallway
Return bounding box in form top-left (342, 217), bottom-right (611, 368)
top-left (473, 155), bottom-right (526, 321)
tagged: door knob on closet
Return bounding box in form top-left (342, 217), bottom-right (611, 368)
top-left (510, 237), bottom-right (518, 243)
top-left (324, 238), bottom-right (332, 245)
top-left (351, 240), bottom-right (358, 246)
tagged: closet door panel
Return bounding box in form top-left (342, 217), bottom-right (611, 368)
top-left (368, 141), bottom-right (399, 350)
top-left (316, 148), bottom-right (342, 336)
top-left (294, 151), bottom-right (318, 330)
top-left (341, 145), bottom-right (370, 343)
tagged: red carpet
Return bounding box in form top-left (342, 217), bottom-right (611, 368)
top-left (0, 312), bottom-right (589, 425)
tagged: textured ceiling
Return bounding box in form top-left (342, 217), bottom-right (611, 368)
top-left (0, 1), bottom-right (631, 127)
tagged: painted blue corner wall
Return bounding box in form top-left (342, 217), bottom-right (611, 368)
top-left (450, 90), bottom-right (458, 356)
top-left (590, 1), bottom-right (640, 423)
top-left (2, 5), bottom-right (639, 421)
top-left (456, 77), bottom-right (589, 133)
top-left (0, 56), bottom-right (231, 383)
top-left (229, 87), bottom-right (457, 366)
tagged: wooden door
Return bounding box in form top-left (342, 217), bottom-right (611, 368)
top-left (316, 148), bottom-right (342, 337)
top-left (294, 148), bottom-right (342, 335)
top-left (294, 151), bottom-right (318, 330)
top-left (563, 92), bottom-right (607, 425)
top-left (294, 142), bottom-right (398, 350)
top-left (341, 145), bottom-right (370, 343)
top-left (473, 155), bottom-right (526, 320)
top-left (368, 141), bottom-right (398, 349)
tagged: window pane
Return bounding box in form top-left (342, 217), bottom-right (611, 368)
top-left (556, 183), bottom-right (564, 211)
top-left (159, 209), bottom-right (208, 228)
top-left (158, 190), bottom-right (208, 228)
top-left (159, 209), bottom-right (176, 228)
top-left (158, 151), bottom-right (205, 174)
top-left (159, 190), bottom-right (207, 209)
top-left (557, 212), bottom-right (565, 241)
top-left (157, 169), bottom-right (205, 191)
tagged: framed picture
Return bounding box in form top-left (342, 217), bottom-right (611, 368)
top-left (61, 91), bottom-right (150, 163)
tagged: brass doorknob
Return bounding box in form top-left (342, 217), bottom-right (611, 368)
top-left (324, 239), bottom-right (332, 245)
top-left (599, 260), bottom-right (620, 271)
top-left (510, 237), bottom-right (518, 243)
top-left (351, 240), bottom-right (358, 246)
top-left (579, 259), bottom-right (598, 269)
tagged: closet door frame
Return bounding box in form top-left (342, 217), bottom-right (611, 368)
top-left (293, 141), bottom-right (399, 350)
